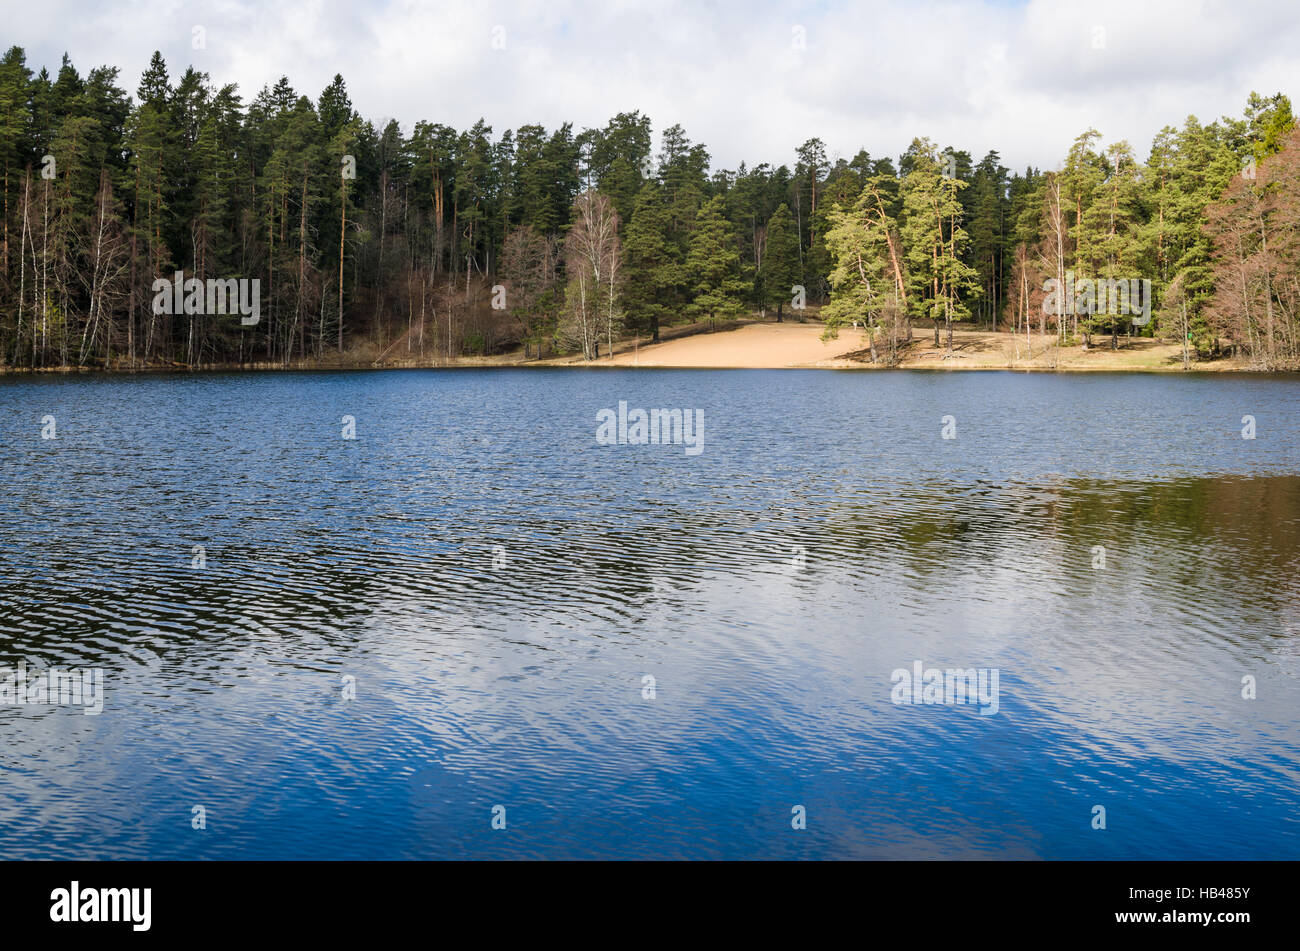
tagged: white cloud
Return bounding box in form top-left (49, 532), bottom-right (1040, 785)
top-left (8, 0), bottom-right (1299, 171)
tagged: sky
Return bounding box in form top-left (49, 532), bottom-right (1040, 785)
top-left (5, 0), bottom-right (1299, 173)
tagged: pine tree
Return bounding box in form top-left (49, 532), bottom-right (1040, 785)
top-left (684, 195), bottom-right (747, 328)
top-left (621, 182), bottom-right (675, 343)
top-left (762, 203), bottom-right (800, 321)
top-left (822, 178), bottom-right (909, 361)
top-left (900, 140), bottom-right (979, 350)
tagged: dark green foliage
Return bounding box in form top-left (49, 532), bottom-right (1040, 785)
top-left (0, 46), bottom-right (1291, 369)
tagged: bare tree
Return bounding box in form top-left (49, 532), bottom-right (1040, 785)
top-left (1207, 128), bottom-right (1300, 368)
top-left (561, 190), bottom-right (620, 360)
top-left (501, 225), bottom-right (559, 358)
top-left (77, 171), bottom-right (130, 365)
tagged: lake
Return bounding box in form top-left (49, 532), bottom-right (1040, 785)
top-left (1, 368), bottom-right (1298, 859)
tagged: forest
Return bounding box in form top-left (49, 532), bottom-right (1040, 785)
top-left (0, 47), bottom-right (1297, 370)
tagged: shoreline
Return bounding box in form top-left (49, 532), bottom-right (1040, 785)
top-left (0, 322), bottom-right (1285, 375)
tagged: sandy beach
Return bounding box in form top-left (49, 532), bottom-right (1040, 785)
top-left (532, 321), bottom-right (1253, 372)
top-left (591, 321), bottom-right (858, 368)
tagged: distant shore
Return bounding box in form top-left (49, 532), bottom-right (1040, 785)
top-left (0, 320), bottom-right (1276, 374)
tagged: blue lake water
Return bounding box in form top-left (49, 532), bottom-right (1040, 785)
top-left (1, 368), bottom-right (1298, 859)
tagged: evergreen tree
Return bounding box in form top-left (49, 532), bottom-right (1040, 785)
top-left (621, 182), bottom-right (675, 342)
top-left (762, 203), bottom-right (800, 321)
top-left (684, 195), bottom-right (747, 328)
top-left (0, 48), bottom-right (1295, 371)
top-left (822, 177), bottom-right (910, 361)
top-left (900, 139), bottom-right (979, 350)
